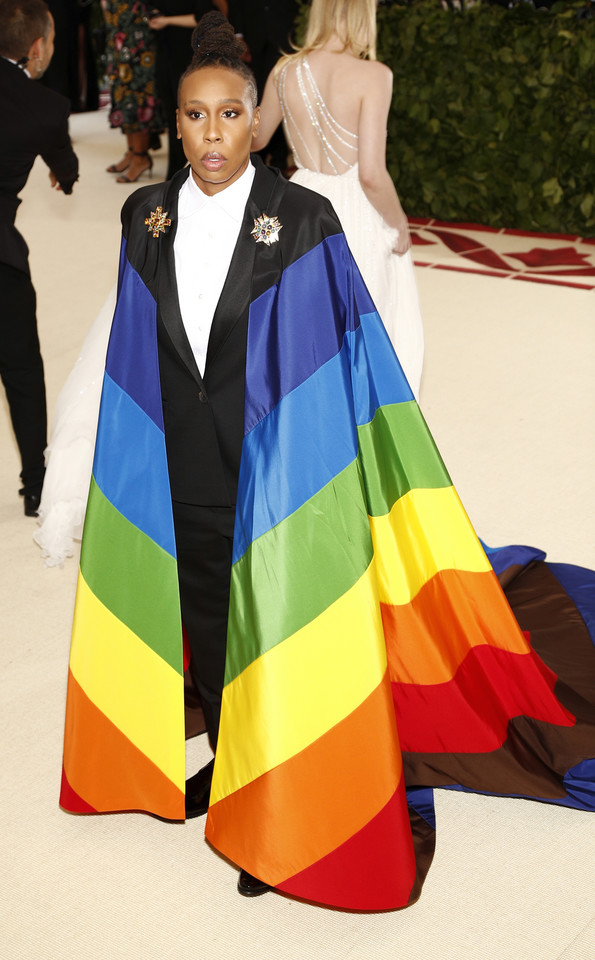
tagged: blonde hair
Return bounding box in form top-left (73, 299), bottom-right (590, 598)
top-left (279, 0), bottom-right (377, 68)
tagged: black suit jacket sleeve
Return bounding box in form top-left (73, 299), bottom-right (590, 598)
top-left (40, 97), bottom-right (79, 194)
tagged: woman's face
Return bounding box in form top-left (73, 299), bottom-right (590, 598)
top-left (177, 66), bottom-right (260, 196)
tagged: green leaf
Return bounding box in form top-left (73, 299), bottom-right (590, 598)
top-left (542, 178), bottom-right (564, 204)
top-left (499, 88), bottom-right (515, 109)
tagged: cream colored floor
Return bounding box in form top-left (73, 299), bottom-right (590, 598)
top-left (1, 110), bottom-right (594, 960)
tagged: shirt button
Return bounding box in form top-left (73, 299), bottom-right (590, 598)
top-left (198, 391), bottom-right (208, 403)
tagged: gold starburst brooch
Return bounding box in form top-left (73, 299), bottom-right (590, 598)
top-left (251, 213), bottom-right (283, 246)
top-left (144, 206), bottom-right (172, 238)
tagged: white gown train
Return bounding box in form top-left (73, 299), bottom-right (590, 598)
top-left (34, 287), bottom-right (116, 566)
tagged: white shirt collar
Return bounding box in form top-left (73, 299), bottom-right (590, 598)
top-left (179, 161), bottom-right (255, 221)
top-left (3, 56), bottom-right (32, 78)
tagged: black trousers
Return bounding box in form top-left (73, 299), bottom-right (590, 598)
top-left (158, 72), bottom-right (187, 181)
top-left (172, 501), bottom-right (236, 750)
top-left (0, 262), bottom-right (47, 494)
top-left (155, 44), bottom-right (189, 181)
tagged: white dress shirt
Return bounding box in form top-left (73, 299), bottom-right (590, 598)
top-left (174, 162), bottom-right (255, 378)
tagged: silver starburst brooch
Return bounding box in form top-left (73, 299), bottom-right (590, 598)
top-left (251, 213), bottom-right (283, 246)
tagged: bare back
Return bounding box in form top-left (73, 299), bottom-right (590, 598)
top-left (277, 50), bottom-right (383, 175)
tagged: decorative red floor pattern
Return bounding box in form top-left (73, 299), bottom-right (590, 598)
top-left (410, 219), bottom-right (595, 291)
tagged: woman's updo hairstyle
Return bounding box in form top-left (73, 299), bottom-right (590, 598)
top-left (179, 11), bottom-right (258, 108)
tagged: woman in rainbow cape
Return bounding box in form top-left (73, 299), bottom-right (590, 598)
top-left (59, 11), bottom-right (595, 911)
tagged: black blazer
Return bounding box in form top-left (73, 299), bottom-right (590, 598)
top-left (0, 56), bottom-right (78, 273)
top-left (120, 156), bottom-right (341, 507)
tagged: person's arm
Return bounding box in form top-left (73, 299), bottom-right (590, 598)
top-left (251, 66), bottom-right (283, 151)
top-left (148, 13), bottom-right (197, 29)
top-left (148, 0), bottom-right (225, 29)
top-left (40, 104), bottom-right (79, 194)
top-left (357, 63), bottom-right (410, 255)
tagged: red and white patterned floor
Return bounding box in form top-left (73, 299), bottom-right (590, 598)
top-left (410, 218), bottom-right (595, 291)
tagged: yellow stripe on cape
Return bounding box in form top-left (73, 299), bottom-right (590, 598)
top-left (70, 572), bottom-right (185, 788)
top-left (370, 486), bottom-right (491, 605)
top-left (211, 563), bottom-right (387, 805)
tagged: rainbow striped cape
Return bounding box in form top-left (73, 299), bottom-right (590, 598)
top-left (61, 181), bottom-right (595, 911)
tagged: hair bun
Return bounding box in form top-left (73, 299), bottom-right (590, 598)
top-left (180, 10), bottom-right (258, 110)
top-left (191, 11), bottom-right (248, 64)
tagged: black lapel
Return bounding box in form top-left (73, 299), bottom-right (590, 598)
top-left (205, 157), bottom-right (288, 370)
top-left (157, 166), bottom-right (203, 386)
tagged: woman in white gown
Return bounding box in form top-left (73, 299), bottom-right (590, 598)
top-left (252, 0), bottom-right (424, 398)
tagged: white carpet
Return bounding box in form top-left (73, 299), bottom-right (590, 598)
top-left (1, 109), bottom-right (594, 960)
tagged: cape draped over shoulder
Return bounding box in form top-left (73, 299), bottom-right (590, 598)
top-left (60, 164), bottom-right (595, 911)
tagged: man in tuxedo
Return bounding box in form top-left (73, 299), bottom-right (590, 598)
top-left (0, 0), bottom-right (78, 515)
top-left (228, 0), bottom-right (298, 168)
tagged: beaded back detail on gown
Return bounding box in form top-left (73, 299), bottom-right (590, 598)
top-left (277, 58), bottom-right (358, 174)
top-left (276, 55), bottom-right (425, 400)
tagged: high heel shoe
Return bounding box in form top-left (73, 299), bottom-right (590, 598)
top-left (106, 150), bottom-right (132, 174)
top-left (116, 151), bottom-right (153, 184)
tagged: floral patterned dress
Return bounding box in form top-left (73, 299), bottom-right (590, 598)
top-left (105, 0), bottom-right (164, 133)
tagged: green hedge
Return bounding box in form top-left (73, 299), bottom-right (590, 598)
top-left (298, 1), bottom-right (595, 234)
top-left (380, 0), bottom-right (595, 233)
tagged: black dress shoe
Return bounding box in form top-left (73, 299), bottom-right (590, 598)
top-left (185, 757), bottom-right (214, 819)
top-left (23, 492), bottom-right (41, 517)
top-left (237, 869), bottom-right (271, 897)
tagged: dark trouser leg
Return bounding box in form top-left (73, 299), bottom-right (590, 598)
top-left (172, 501), bottom-right (236, 750)
top-left (156, 58), bottom-right (187, 181)
top-left (0, 263), bottom-right (47, 495)
top-left (165, 111), bottom-right (187, 182)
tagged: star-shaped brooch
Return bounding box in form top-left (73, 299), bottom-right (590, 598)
top-left (251, 213), bottom-right (283, 246)
top-left (145, 206), bottom-right (172, 238)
